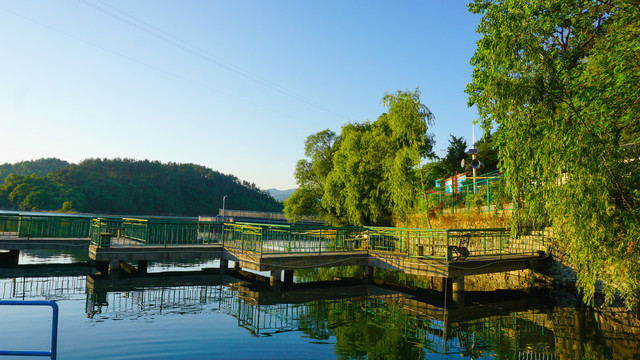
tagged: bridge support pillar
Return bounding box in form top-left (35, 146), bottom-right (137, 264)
top-left (283, 270), bottom-right (294, 284)
top-left (220, 258), bottom-right (229, 271)
top-left (270, 270), bottom-right (281, 291)
top-left (137, 260), bottom-right (148, 275)
top-left (452, 276), bottom-right (465, 306)
top-left (233, 261), bottom-right (241, 271)
top-left (109, 260), bottom-right (121, 274)
top-left (0, 250), bottom-right (20, 266)
top-left (93, 261), bottom-right (109, 274)
top-left (441, 278), bottom-right (452, 292)
top-left (363, 265), bottom-right (374, 283)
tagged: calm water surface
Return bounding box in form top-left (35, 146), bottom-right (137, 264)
top-left (1, 251), bottom-right (639, 360)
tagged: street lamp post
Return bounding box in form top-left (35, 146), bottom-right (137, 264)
top-left (222, 195), bottom-right (227, 218)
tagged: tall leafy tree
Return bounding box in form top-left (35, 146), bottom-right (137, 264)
top-left (284, 130), bottom-right (338, 223)
top-left (467, 0), bottom-right (640, 306)
top-left (474, 131), bottom-right (500, 174)
top-left (380, 89), bottom-right (436, 223)
top-left (286, 89), bottom-right (436, 226)
top-left (322, 122), bottom-right (391, 225)
top-left (442, 135), bottom-right (469, 176)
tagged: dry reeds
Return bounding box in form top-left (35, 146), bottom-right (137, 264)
top-left (399, 208), bottom-right (510, 229)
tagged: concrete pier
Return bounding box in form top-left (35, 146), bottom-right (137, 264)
top-left (270, 270), bottom-right (281, 290)
top-left (452, 276), bottom-right (465, 305)
top-left (0, 250), bottom-right (20, 266)
top-left (220, 258), bottom-right (229, 271)
top-left (283, 270), bottom-right (294, 284)
top-left (137, 260), bottom-right (148, 275)
top-left (363, 265), bottom-right (374, 282)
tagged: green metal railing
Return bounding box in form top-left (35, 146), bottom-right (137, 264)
top-left (219, 223), bottom-right (545, 260)
top-left (2, 214), bottom-right (544, 261)
top-left (0, 215), bottom-right (20, 234)
top-left (90, 218), bottom-right (226, 247)
top-left (87, 218), bottom-right (544, 260)
top-left (0, 214), bottom-right (92, 238)
top-left (222, 223), bottom-right (362, 255)
top-left (428, 171), bottom-right (515, 213)
top-left (123, 218), bottom-right (200, 246)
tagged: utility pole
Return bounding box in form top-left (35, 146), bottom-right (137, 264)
top-left (472, 153), bottom-right (477, 194)
top-left (472, 126), bottom-right (477, 194)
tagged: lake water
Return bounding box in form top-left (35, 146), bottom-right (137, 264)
top-left (1, 250), bottom-right (639, 360)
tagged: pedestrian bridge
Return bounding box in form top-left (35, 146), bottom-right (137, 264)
top-left (0, 214), bottom-right (547, 292)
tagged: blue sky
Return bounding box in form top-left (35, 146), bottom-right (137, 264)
top-left (0, 1), bottom-right (482, 190)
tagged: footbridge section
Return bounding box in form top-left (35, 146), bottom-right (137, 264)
top-left (1, 214), bottom-right (547, 293)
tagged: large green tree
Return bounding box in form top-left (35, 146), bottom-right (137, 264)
top-left (284, 130), bottom-right (338, 223)
top-left (442, 135), bottom-right (469, 176)
top-left (467, 0), bottom-right (640, 306)
top-left (380, 89), bottom-right (436, 222)
top-left (322, 121), bottom-right (391, 225)
top-left (286, 89), bottom-right (436, 226)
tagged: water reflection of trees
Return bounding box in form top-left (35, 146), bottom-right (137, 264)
top-left (1, 273), bottom-right (640, 359)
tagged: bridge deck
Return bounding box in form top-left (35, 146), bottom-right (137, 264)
top-left (88, 243), bottom-right (224, 262)
top-left (86, 241), bottom-right (543, 279)
top-left (0, 235), bottom-right (90, 250)
top-left (0, 234), bottom-right (543, 280)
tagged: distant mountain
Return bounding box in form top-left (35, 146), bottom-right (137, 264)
top-left (0, 158), bottom-right (69, 183)
top-left (267, 188), bottom-right (296, 202)
top-left (0, 158), bottom-right (283, 216)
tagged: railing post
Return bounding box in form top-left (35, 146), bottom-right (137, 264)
top-left (483, 230), bottom-right (487, 255)
top-left (487, 179), bottom-right (491, 211)
top-left (0, 300), bottom-right (58, 359)
top-left (499, 230), bottom-right (502, 258)
top-left (445, 231), bottom-right (451, 261)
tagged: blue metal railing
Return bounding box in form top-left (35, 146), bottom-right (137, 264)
top-left (0, 300), bottom-right (59, 359)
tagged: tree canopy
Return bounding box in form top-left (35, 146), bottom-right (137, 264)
top-left (0, 158), bottom-right (69, 183)
top-left (285, 89), bottom-right (436, 226)
top-left (467, 0), bottom-right (640, 306)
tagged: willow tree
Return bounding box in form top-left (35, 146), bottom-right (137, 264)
top-left (322, 122), bottom-right (391, 226)
top-left (467, 0), bottom-right (640, 306)
top-left (380, 89), bottom-right (436, 224)
top-left (286, 89), bottom-right (436, 226)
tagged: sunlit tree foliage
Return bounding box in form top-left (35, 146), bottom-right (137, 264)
top-left (467, 0), bottom-right (640, 306)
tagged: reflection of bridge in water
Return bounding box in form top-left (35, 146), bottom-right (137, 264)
top-left (0, 267), bottom-right (556, 358)
top-left (0, 268), bottom-right (552, 358)
top-left (85, 277), bottom-right (556, 357)
top-left (1, 275), bottom-right (87, 301)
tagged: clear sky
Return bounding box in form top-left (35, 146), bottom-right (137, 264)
top-left (0, 0), bottom-right (482, 190)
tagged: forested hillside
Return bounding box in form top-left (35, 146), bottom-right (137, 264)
top-left (0, 158), bottom-right (69, 182)
top-left (0, 158), bottom-right (282, 216)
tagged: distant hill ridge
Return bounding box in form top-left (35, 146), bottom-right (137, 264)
top-left (267, 188), bottom-right (296, 202)
top-left (0, 158), bottom-right (282, 216)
